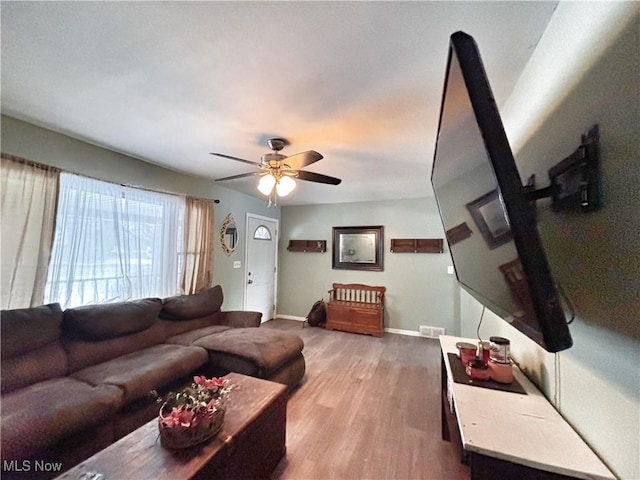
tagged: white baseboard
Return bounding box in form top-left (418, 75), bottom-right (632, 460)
top-left (385, 327), bottom-right (420, 337)
top-left (273, 315), bottom-right (421, 337)
top-left (273, 314), bottom-right (306, 322)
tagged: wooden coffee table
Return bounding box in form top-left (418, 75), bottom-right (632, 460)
top-left (56, 372), bottom-right (287, 480)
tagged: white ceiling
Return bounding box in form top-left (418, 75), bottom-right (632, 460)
top-left (1, 1), bottom-right (558, 206)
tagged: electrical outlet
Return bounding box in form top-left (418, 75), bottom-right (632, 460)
top-left (233, 261), bottom-right (241, 269)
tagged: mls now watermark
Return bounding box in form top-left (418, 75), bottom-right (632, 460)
top-left (3, 460), bottom-right (64, 473)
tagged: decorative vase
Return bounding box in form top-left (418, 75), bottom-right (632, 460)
top-left (158, 404), bottom-right (225, 449)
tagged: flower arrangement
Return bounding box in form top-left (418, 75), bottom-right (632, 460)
top-left (157, 376), bottom-right (232, 449)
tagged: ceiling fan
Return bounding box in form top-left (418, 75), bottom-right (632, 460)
top-left (211, 138), bottom-right (341, 206)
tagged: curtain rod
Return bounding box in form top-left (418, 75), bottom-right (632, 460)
top-left (1, 152), bottom-right (61, 172)
top-left (1, 152), bottom-right (220, 204)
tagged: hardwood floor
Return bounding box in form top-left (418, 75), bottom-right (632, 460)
top-left (262, 319), bottom-right (470, 480)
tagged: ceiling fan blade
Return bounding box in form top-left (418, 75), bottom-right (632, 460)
top-left (282, 150), bottom-right (323, 170)
top-left (295, 170), bottom-right (342, 185)
top-left (215, 172), bottom-right (261, 182)
top-left (210, 152), bottom-right (262, 167)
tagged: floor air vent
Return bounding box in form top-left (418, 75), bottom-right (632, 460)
top-left (419, 326), bottom-right (445, 338)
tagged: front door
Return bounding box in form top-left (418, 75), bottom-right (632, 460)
top-left (244, 214), bottom-right (278, 323)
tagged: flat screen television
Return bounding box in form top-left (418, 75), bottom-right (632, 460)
top-left (431, 31), bottom-right (573, 353)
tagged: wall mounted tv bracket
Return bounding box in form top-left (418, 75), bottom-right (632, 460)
top-left (524, 125), bottom-right (601, 212)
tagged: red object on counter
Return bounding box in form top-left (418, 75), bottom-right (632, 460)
top-left (478, 341), bottom-right (491, 364)
top-left (466, 359), bottom-right (491, 381)
top-left (456, 342), bottom-right (478, 367)
top-left (488, 360), bottom-right (514, 384)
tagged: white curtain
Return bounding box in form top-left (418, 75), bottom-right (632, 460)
top-left (181, 197), bottom-right (215, 295)
top-left (1, 155), bottom-right (59, 309)
top-left (45, 173), bottom-right (185, 308)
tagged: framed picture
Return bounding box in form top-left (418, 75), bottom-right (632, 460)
top-left (466, 190), bottom-right (512, 249)
top-left (332, 226), bottom-right (384, 271)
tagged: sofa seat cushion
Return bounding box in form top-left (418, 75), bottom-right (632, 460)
top-left (165, 325), bottom-right (232, 346)
top-left (1, 377), bottom-right (123, 461)
top-left (63, 321), bottom-right (167, 374)
top-left (160, 315), bottom-right (221, 340)
top-left (1, 341), bottom-right (68, 394)
top-left (71, 344), bottom-right (208, 404)
top-left (193, 328), bottom-right (304, 377)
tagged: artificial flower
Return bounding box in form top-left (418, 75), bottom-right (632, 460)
top-left (158, 376), bottom-right (232, 430)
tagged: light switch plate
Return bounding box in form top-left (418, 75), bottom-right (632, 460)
top-left (233, 261), bottom-right (241, 269)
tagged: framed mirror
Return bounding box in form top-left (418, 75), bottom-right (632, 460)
top-left (220, 213), bottom-right (238, 255)
top-left (332, 226), bottom-right (384, 271)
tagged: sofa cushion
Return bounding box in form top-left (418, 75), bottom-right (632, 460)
top-left (1, 303), bottom-right (68, 393)
top-left (159, 313), bottom-right (223, 340)
top-left (193, 328), bottom-right (304, 376)
top-left (63, 298), bottom-right (162, 340)
top-left (165, 325), bottom-right (232, 346)
top-left (161, 285), bottom-right (223, 320)
top-left (0, 377), bottom-right (123, 462)
top-left (71, 344), bottom-right (208, 404)
top-left (63, 320), bottom-right (167, 374)
top-left (1, 303), bottom-right (63, 358)
top-left (217, 310), bottom-right (262, 328)
top-left (1, 341), bottom-right (68, 394)
top-left (268, 353), bottom-right (306, 390)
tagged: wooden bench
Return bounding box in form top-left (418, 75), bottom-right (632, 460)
top-left (325, 283), bottom-right (386, 337)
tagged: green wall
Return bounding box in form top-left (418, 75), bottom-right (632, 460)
top-left (0, 114), bottom-right (278, 311)
top-left (211, 189), bottom-right (280, 310)
top-left (278, 198), bottom-right (456, 335)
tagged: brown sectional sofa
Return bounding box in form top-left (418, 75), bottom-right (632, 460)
top-left (0, 285), bottom-right (305, 478)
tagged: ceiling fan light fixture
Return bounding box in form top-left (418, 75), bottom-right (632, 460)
top-left (212, 138), bottom-right (340, 206)
top-left (276, 175), bottom-right (296, 197)
top-left (257, 174), bottom-right (276, 195)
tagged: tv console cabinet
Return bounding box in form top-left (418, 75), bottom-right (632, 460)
top-left (440, 336), bottom-right (614, 480)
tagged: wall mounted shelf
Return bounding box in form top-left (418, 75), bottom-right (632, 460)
top-left (390, 238), bottom-right (444, 253)
top-left (446, 222), bottom-right (473, 246)
top-left (287, 240), bottom-right (326, 253)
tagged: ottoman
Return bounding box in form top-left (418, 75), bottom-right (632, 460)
top-left (193, 328), bottom-right (305, 390)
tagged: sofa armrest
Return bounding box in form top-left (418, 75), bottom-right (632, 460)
top-left (218, 311), bottom-right (262, 328)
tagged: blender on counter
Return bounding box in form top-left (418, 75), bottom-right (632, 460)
top-left (487, 336), bottom-right (513, 384)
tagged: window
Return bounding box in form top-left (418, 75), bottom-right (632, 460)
top-left (45, 173), bottom-right (185, 308)
top-left (253, 225), bottom-right (272, 240)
